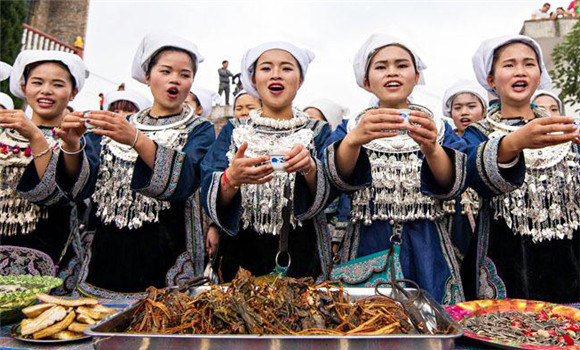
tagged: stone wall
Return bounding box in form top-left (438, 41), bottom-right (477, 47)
top-left (209, 105), bottom-right (232, 135)
top-left (520, 18), bottom-right (578, 73)
top-left (28, 0), bottom-right (90, 47)
top-left (520, 18), bottom-right (579, 113)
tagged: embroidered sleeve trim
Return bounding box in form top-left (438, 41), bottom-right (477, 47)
top-left (295, 158), bottom-right (330, 221)
top-left (324, 141), bottom-right (367, 192)
top-left (314, 214), bottom-right (333, 281)
top-left (206, 170), bottom-right (237, 236)
top-left (137, 144), bottom-right (184, 200)
top-left (18, 151), bottom-right (63, 205)
top-left (70, 151), bottom-right (90, 199)
top-left (478, 137), bottom-right (520, 195)
top-left (159, 151), bottom-right (186, 201)
top-left (428, 147), bottom-right (467, 200)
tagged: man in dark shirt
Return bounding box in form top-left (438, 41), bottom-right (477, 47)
top-left (218, 60), bottom-right (233, 105)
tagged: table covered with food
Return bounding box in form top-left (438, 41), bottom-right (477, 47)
top-left (2, 272), bottom-right (580, 350)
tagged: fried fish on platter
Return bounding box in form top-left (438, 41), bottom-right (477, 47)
top-left (36, 293), bottom-right (98, 307)
top-left (20, 306), bottom-right (67, 336)
top-left (32, 311), bottom-right (75, 339)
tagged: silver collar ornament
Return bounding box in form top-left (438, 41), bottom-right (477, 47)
top-left (228, 108), bottom-right (314, 235)
top-left (92, 104), bottom-right (195, 230)
top-left (346, 105), bottom-right (454, 225)
top-left (486, 104), bottom-right (580, 242)
top-left (0, 129), bottom-right (57, 236)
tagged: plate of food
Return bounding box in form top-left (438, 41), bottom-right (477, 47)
top-left (445, 299), bottom-right (580, 349)
top-left (11, 293), bottom-right (115, 343)
top-left (0, 275), bottom-right (62, 324)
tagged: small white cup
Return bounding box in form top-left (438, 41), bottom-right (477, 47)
top-left (398, 109), bottom-right (412, 135)
top-left (270, 154), bottom-right (286, 171)
top-left (83, 111), bottom-right (95, 131)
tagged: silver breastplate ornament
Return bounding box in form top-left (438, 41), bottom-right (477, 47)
top-left (228, 108), bottom-right (313, 235)
top-left (347, 105), bottom-right (454, 226)
top-left (486, 105), bottom-right (580, 242)
top-left (92, 105), bottom-right (194, 230)
top-left (0, 129), bottom-right (57, 235)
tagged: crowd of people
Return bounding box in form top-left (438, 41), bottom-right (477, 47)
top-left (0, 29), bottom-right (578, 305)
top-left (531, 1), bottom-right (578, 19)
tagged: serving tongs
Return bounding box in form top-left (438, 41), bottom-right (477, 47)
top-left (375, 279), bottom-right (454, 335)
top-left (166, 276), bottom-right (210, 293)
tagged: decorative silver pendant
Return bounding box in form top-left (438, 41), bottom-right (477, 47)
top-left (487, 105), bottom-right (580, 242)
top-left (229, 109), bottom-right (314, 235)
top-left (0, 129), bottom-right (56, 236)
top-left (346, 105), bottom-right (455, 225)
top-left (92, 105), bottom-right (194, 230)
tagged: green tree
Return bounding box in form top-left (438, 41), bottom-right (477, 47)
top-left (551, 20), bottom-right (580, 113)
top-left (0, 0), bottom-right (26, 108)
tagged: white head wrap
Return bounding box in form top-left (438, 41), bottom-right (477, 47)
top-left (442, 80), bottom-right (489, 117)
top-left (233, 89), bottom-right (253, 107)
top-left (472, 34), bottom-right (551, 96)
top-left (303, 98), bottom-right (349, 131)
top-left (353, 33), bottom-right (427, 90)
top-left (66, 99), bottom-right (78, 112)
top-left (240, 41), bottom-right (315, 99)
top-left (0, 62), bottom-right (12, 82)
top-left (190, 87), bottom-right (215, 118)
top-left (368, 95), bottom-right (380, 108)
top-left (532, 89), bottom-right (564, 115)
top-left (0, 93), bottom-right (14, 110)
top-left (131, 32), bottom-right (204, 84)
top-left (24, 105), bottom-right (32, 118)
top-left (9, 50), bottom-right (89, 99)
top-left (104, 90), bottom-right (152, 112)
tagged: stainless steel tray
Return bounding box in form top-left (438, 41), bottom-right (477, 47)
top-left (85, 287), bottom-right (462, 350)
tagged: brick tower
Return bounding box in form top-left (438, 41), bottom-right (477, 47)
top-left (26, 0), bottom-right (90, 49)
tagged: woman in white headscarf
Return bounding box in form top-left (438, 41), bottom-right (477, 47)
top-left (303, 98), bottom-right (349, 131)
top-left (442, 80), bottom-right (489, 136)
top-left (104, 90), bottom-right (152, 116)
top-left (532, 89), bottom-right (564, 117)
top-left (233, 90), bottom-right (261, 118)
top-left (441, 80), bottom-right (489, 258)
top-left (186, 86), bottom-right (214, 118)
top-left (0, 51), bottom-right (88, 293)
top-left (462, 35), bottom-right (580, 302)
top-left (57, 33), bottom-right (215, 298)
top-left (323, 33), bottom-right (468, 304)
top-left (201, 41), bottom-right (333, 283)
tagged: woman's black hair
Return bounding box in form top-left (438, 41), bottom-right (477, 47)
top-left (23, 60), bottom-right (76, 90)
top-left (146, 46), bottom-right (197, 77)
top-left (251, 54), bottom-right (304, 81)
top-left (365, 43), bottom-right (418, 80)
top-left (108, 100), bottom-right (139, 113)
top-left (489, 41), bottom-right (540, 76)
